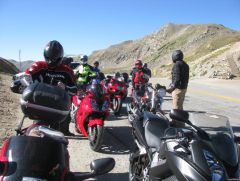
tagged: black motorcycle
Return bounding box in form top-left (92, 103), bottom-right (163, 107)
top-left (1, 82), bottom-right (115, 181)
top-left (128, 83), bottom-right (166, 124)
top-left (128, 109), bottom-right (240, 181)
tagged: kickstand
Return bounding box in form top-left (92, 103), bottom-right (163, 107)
top-left (15, 116), bottom-right (26, 135)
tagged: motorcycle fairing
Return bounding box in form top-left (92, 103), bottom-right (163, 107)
top-left (0, 136), bottom-right (67, 181)
top-left (165, 151), bottom-right (212, 181)
top-left (88, 118), bottom-right (104, 127)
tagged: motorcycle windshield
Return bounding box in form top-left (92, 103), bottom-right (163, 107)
top-left (87, 83), bottom-right (103, 101)
top-left (189, 112), bottom-right (238, 166)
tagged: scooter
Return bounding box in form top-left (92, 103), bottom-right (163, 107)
top-left (107, 76), bottom-right (128, 115)
top-left (1, 82), bottom-right (115, 181)
top-left (73, 81), bottom-right (110, 152)
top-left (128, 108), bottom-right (240, 181)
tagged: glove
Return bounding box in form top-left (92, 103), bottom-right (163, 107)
top-left (166, 86), bottom-right (175, 93)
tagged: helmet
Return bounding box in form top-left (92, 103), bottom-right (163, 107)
top-left (115, 72), bottom-right (121, 77)
top-left (93, 61), bottom-right (99, 66)
top-left (135, 59), bottom-right (142, 70)
top-left (62, 57), bottom-right (73, 65)
top-left (143, 63), bottom-right (147, 68)
top-left (172, 50), bottom-right (183, 63)
top-left (44, 40), bottom-right (64, 68)
top-left (80, 55), bottom-right (88, 65)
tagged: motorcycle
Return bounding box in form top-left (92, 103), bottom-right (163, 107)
top-left (128, 83), bottom-right (166, 124)
top-left (72, 80), bottom-right (110, 152)
top-left (1, 82), bottom-right (115, 181)
top-left (128, 109), bottom-right (240, 181)
top-left (107, 76), bottom-right (128, 115)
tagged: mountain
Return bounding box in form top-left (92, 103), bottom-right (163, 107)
top-left (8, 59), bottom-right (35, 72)
top-left (0, 57), bottom-right (19, 74)
top-left (89, 23), bottom-right (240, 79)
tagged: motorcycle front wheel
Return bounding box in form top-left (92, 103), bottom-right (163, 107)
top-left (129, 148), bottom-right (150, 181)
top-left (88, 124), bottom-right (104, 152)
top-left (112, 97), bottom-right (122, 115)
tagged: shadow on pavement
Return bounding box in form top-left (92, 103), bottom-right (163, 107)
top-left (99, 126), bottom-right (135, 155)
top-left (95, 172), bottom-right (129, 181)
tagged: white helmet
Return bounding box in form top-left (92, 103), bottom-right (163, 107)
top-left (80, 55), bottom-right (88, 65)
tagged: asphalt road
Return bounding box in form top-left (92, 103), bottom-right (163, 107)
top-left (68, 78), bottom-right (240, 180)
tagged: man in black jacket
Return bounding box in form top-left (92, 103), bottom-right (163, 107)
top-left (167, 50), bottom-right (189, 127)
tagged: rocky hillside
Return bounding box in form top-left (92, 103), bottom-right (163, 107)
top-left (89, 23), bottom-right (240, 79)
top-left (8, 59), bottom-right (34, 72)
top-left (0, 57), bottom-right (19, 74)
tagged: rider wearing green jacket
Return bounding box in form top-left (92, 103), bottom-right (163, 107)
top-left (75, 55), bottom-right (97, 86)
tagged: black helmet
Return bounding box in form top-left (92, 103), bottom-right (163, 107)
top-left (44, 40), bottom-right (64, 67)
top-left (172, 50), bottom-right (183, 62)
top-left (115, 72), bottom-right (121, 77)
top-left (94, 61), bottom-right (99, 66)
top-left (62, 57), bottom-right (73, 65)
top-left (143, 63), bottom-right (147, 68)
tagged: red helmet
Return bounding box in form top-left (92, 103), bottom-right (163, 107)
top-left (135, 59), bottom-right (142, 69)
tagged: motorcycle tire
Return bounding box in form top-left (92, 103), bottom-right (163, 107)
top-left (129, 147), bottom-right (150, 181)
top-left (112, 97), bottom-right (122, 115)
top-left (88, 124), bottom-right (104, 152)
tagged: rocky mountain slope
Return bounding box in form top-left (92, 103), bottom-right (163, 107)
top-left (0, 57), bottom-right (19, 74)
top-left (89, 23), bottom-right (240, 79)
top-left (8, 59), bottom-right (34, 72)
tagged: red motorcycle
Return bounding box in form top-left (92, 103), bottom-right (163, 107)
top-left (106, 76), bottom-right (128, 115)
top-left (0, 82), bottom-right (115, 181)
top-left (72, 81), bottom-right (110, 152)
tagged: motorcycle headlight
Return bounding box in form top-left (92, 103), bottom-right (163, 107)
top-left (203, 150), bottom-right (225, 181)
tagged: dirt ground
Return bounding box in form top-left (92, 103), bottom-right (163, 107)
top-left (0, 73), bottom-right (21, 147)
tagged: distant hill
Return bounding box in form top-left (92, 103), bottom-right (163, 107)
top-left (89, 23), bottom-right (240, 79)
top-left (0, 57), bottom-right (19, 74)
top-left (8, 59), bottom-right (34, 72)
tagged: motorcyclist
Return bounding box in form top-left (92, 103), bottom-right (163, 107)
top-left (130, 59), bottom-right (150, 103)
top-left (23, 40), bottom-right (76, 136)
top-left (92, 61), bottom-right (100, 73)
top-left (75, 55), bottom-right (97, 89)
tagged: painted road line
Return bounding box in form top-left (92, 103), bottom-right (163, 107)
top-left (189, 89), bottom-right (240, 104)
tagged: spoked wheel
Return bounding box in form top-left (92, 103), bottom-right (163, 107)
top-left (129, 149), bottom-right (150, 181)
top-left (88, 125), bottom-right (104, 152)
top-left (112, 97), bottom-right (122, 115)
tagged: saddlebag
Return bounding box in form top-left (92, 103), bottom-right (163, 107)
top-left (20, 82), bottom-right (71, 123)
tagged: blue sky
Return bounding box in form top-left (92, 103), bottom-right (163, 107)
top-left (0, 0), bottom-right (240, 61)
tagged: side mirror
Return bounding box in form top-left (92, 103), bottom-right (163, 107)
top-left (90, 157), bottom-right (115, 175)
top-left (72, 158), bottom-right (115, 180)
top-left (169, 109), bottom-right (190, 123)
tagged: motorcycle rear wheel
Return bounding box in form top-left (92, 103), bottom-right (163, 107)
top-left (88, 125), bottom-right (104, 152)
top-left (112, 97), bottom-right (122, 115)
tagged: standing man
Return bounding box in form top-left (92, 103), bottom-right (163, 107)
top-left (167, 50), bottom-right (189, 127)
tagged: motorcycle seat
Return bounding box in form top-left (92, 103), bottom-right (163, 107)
top-left (27, 125), bottom-right (68, 145)
top-left (143, 112), bottom-right (169, 150)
